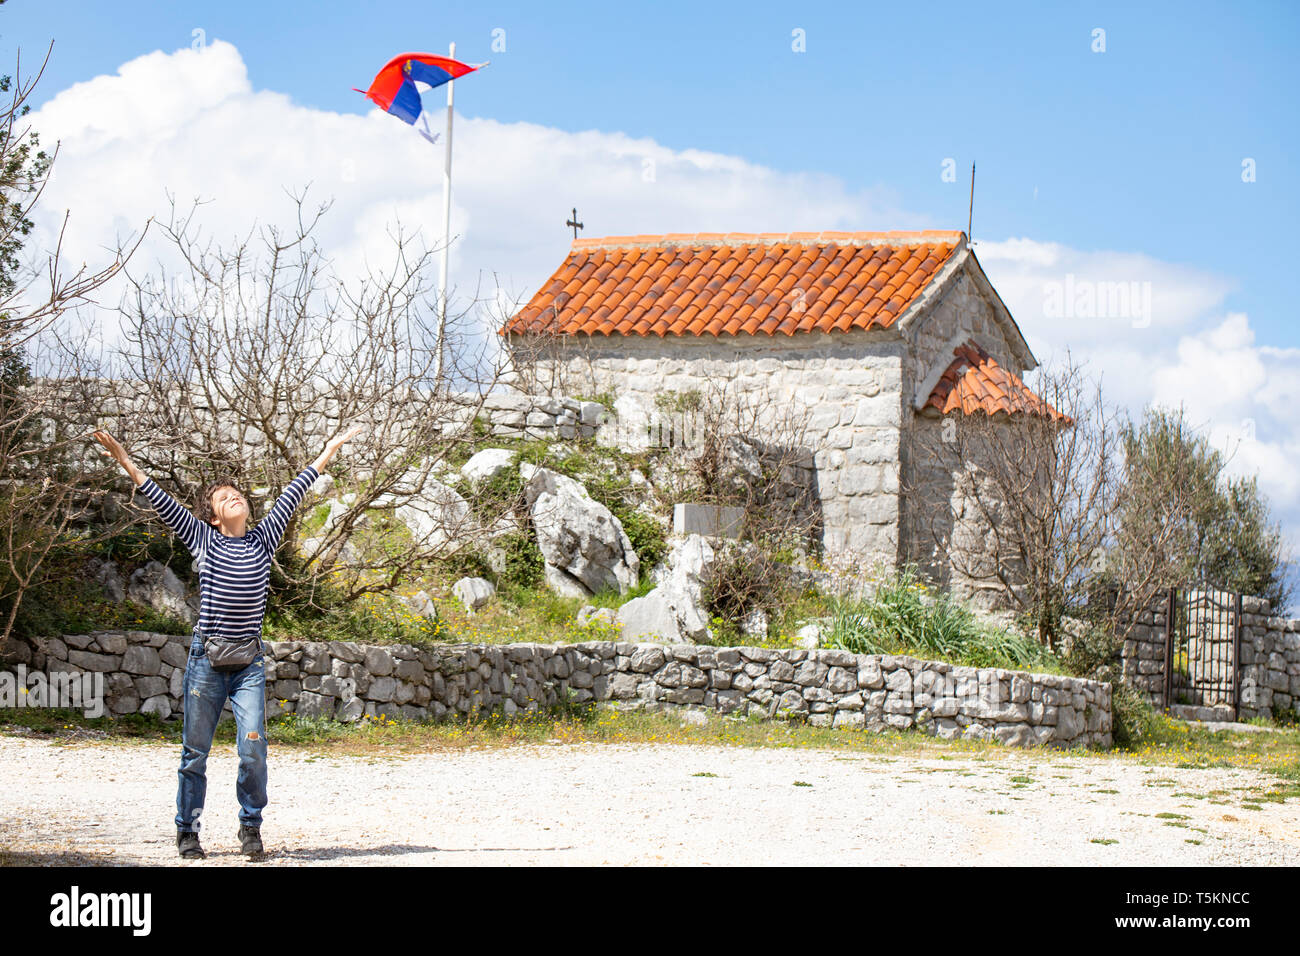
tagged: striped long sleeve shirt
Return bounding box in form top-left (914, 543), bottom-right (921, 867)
top-left (137, 467), bottom-right (319, 645)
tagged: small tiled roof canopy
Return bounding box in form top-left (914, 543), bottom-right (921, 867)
top-left (505, 230), bottom-right (1060, 420)
top-left (925, 341), bottom-right (1068, 422)
top-left (503, 231), bottom-right (963, 338)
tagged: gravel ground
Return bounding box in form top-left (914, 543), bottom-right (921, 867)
top-left (2, 733), bottom-right (1297, 866)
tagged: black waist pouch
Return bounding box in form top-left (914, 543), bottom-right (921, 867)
top-left (202, 631), bottom-right (262, 672)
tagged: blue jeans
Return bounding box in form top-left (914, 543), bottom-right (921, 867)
top-left (175, 630), bottom-right (268, 833)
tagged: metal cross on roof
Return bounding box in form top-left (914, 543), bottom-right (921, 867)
top-left (566, 208), bottom-right (584, 240)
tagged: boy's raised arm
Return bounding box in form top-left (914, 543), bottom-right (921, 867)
top-left (257, 425), bottom-right (365, 553)
top-left (90, 429), bottom-right (207, 554)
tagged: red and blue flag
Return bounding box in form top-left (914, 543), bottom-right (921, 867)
top-left (355, 52), bottom-right (482, 126)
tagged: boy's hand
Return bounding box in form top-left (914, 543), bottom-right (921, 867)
top-left (325, 424), bottom-right (364, 454)
top-left (313, 424), bottom-right (364, 473)
top-left (89, 429), bottom-right (146, 485)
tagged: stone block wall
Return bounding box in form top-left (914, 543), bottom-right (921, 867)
top-left (509, 330), bottom-right (908, 564)
top-left (477, 392), bottom-right (611, 440)
top-left (900, 414), bottom-right (1031, 609)
top-left (905, 267), bottom-right (1027, 410)
top-left (1119, 603), bottom-right (1169, 710)
top-left (16, 631), bottom-right (1112, 749)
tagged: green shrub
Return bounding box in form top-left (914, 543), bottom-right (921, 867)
top-left (7, 541), bottom-right (192, 640)
top-left (465, 467), bottom-right (527, 526)
top-left (615, 507), bottom-right (667, 575)
top-left (1110, 682), bottom-right (1166, 749)
top-left (699, 543), bottom-right (793, 641)
top-left (1063, 621), bottom-right (1123, 678)
top-left (85, 525), bottom-right (179, 569)
top-left (499, 531), bottom-right (544, 590)
top-left (441, 548), bottom-right (495, 582)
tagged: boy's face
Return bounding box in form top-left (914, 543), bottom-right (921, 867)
top-left (208, 485), bottom-right (248, 527)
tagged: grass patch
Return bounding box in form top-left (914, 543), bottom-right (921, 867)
top-left (823, 566), bottom-right (1066, 674)
top-left (0, 702), bottom-right (1020, 759)
top-left (1090, 838), bottom-right (1118, 845)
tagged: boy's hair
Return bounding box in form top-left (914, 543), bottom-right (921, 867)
top-left (196, 477), bottom-right (244, 526)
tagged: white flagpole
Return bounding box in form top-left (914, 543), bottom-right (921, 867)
top-left (435, 41), bottom-right (456, 389)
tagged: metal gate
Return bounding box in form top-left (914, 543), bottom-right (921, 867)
top-left (1163, 586), bottom-right (1242, 719)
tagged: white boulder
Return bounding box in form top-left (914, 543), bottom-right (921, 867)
top-left (461, 448), bottom-right (518, 486)
top-left (520, 464), bottom-right (639, 597)
top-left (656, 534), bottom-right (716, 641)
top-left (615, 534), bottom-right (717, 643)
top-left (402, 590), bottom-right (439, 620)
top-left (127, 561), bottom-right (199, 625)
top-left (616, 588), bottom-right (682, 643)
top-left (796, 623), bottom-right (824, 649)
top-left (86, 556), bottom-right (126, 603)
top-left (393, 479), bottom-right (475, 550)
top-left (452, 577), bottom-right (496, 612)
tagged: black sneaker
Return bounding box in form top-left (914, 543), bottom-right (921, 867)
top-left (176, 829), bottom-right (206, 860)
top-left (238, 824), bottom-right (264, 860)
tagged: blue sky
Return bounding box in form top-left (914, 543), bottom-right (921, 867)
top-left (4, 0), bottom-right (1299, 602)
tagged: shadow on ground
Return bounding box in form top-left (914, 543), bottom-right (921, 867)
top-left (0, 848), bottom-right (133, 866)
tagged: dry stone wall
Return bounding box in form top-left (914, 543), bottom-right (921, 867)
top-left (18, 631), bottom-right (1112, 749)
top-left (33, 378), bottom-right (607, 452)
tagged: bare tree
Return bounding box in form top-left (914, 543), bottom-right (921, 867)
top-left (104, 191), bottom-right (514, 612)
top-left (651, 375), bottom-right (822, 637)
top-left (0, 43), bottom-right (146, 646)
top-left (906, 357), bottom-right (1200, 651)
top-left (499, 324), bottom-right (610, 401)
top-left (0, 44), bottom-right (144, 350)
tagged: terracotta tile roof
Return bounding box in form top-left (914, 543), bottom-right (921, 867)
top-left (504, 231), bottom-right (964, 338)
top-left (925, 341), bottom-right (1068, 421)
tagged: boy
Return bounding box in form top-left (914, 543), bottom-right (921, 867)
top-left (90, 424), bottom-right (362, 860)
